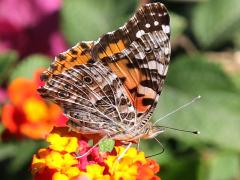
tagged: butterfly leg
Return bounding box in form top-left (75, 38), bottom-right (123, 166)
top-left (146, 137), bottom-right (164, 158)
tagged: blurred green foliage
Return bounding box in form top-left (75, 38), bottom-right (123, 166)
top-left (10, 55), bottom-right (50, 81)
top-left (192, 0), bottom-right (240, 49)
top-left (61, 0), bottom-right (137, 44)
top-left (0, 51), bottom-right (18, 84)
top-left (1, 0), bottom-right (240, 179)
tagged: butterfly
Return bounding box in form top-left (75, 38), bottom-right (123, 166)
top-left (38, 2), bottom-right (171, 143)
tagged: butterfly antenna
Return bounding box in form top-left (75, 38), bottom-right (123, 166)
top-left (153, 95), bottom-right (201, 125)
top-left (154, 125), bottom-right (200, 135)
top-left (146, 137), bottom-right (165, 158)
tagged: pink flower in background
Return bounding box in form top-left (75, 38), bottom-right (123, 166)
top-left (0, 88), bottom-right (7, 104)
top-left (0, 0), bottom-right (67, 57)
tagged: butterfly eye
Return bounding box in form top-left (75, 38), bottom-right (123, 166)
top-left (83, 76), bottom-right (93, 85)
top-left (58, 91), bottom-right (70, 98)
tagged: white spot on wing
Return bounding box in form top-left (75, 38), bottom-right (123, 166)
top-left (148, 61), bottom-right (157, 69)
top-left (141, 61), bottom-right (166, 76)
top-left (163, 65), bottom-right (169, 75)
top-left (135, 52), bottom-right (146, 59)
top-left (138, 85), bottom-right (156, 97)
top-left (154, 21), bottom-right (159, 26)
top-left (164, 48), bottom-right (170, 55)
top-left (162, 25), bottom-right (170, 34)
top-left (136, 30), bottom-right (145, 38)
top-left (158, 63), bottom-right (165, 75)
top-left (145, 23), bottom-right (151, 28)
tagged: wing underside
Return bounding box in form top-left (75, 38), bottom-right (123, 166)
top-left (38, 61), bottom-right (136, 135)
top-left (38, 2), bottom-right (171, 140)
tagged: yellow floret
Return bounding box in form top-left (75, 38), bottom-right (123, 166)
top-left (47, 133), bottom-right (78, 153)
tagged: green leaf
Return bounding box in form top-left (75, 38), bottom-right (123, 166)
top-left (171, 12), bottom-right (187, 40)
top-left (0, 51), bottom-right (18, 83)
top-left (192, 0), bottom-right (240, 48)
top-left (166, 54), bottom-right (237, 93)
top-left (99, 139), bottom-right (115, 152)
top-left (152, 55), bottom-right (240, 151)
top-left (10, 54), bottom-right (50, 81)
top-left (198, 151), bottom-right (240, 180)
top-left (153, 88), bottom-right (240, 151)
top-left (61, 0), bottom-right (137, 45)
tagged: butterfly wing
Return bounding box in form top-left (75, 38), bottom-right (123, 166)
top-left (38, 2), bottom-right (171, 141)
top-left (38, 61), bottom-right (137, 137)
top-left (92, 3), bottom-right (171, 119)
top-left (41, 41), bottom-right (95, 81)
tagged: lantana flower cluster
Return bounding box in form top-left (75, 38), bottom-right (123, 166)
top-left (1, 69), bottom-right (67, 139)
top-left (31, 127), bottom-right (161, 180)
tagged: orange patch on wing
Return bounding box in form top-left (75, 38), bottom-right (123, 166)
top-left (99, 40), bottom-right (125, 59)
top-left (77, 44), bottom-right (93, 63)
top-left (108, 59), bottom-right (140, 90)
top-left (107, 58), bottom-right (148, 108)
top-left (42, 42), bottom-right (94, 80)
top-left (135, 97), bottom-right (150, 113)
top-left (116, 39), bottom-right (125, 51)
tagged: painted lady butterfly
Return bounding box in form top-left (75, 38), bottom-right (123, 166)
top-left (38, 2), bottom-right (171, 142)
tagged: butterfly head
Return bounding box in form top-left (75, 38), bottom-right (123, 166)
top-left (142, 123), bottom-right (165, 139)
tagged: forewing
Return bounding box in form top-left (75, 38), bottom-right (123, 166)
top-left (92, 3), bottom-right (171, 118)
top-left (41, 41), bottom-right (95, 81)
